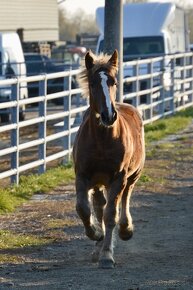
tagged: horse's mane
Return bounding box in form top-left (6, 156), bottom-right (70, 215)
top-left (78, 51), bottom-right (118, 97)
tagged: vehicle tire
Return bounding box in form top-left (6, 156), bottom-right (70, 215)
top-left (1, 113), bottom-right (10, 123)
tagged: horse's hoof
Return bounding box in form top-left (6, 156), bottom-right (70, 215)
top-left (85, 226), bottom-right (104, 241)
top-left (118, 227), bottom-right (133, 241)
top-left (98, 257), bottom-right (115, 269)
top-left (98, 251), bottom-right (115, 269)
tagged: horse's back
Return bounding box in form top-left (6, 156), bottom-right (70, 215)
top-left (116, 102), bottom-right (143, 128)
top-left (116, 102), bottom-right (145, 170)
top-left (116, 102), bottom-right (144, 142)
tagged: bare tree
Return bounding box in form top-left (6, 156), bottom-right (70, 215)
top-left (59, 8), bottom-right (98, 41)
top-left (125, 0), bottom-right (147, 3)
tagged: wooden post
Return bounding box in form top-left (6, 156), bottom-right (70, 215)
top-left (104, 0), bottom-right (123, 102)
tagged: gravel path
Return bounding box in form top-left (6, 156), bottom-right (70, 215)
top-left (0, 122), bottom-right (193, 290)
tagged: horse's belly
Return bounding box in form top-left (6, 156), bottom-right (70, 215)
top-left (85, 158), bottom-right (117, 187)
top-left (89, 172), bottom-right (110, 187)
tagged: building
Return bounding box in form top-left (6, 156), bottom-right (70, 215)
top-left (0, 0), bottom-right (59, 54)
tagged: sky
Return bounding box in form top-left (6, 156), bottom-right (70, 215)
top-left (59, 0), bottom-right (105, 15)
top-left (58, 0), bottom-right (193, 16)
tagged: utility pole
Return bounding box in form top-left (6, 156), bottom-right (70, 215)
top-left (103, 0), bottom-right (123, 102)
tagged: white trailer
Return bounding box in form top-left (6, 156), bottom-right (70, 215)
top-left (0, 32), bottom-right (28, 122)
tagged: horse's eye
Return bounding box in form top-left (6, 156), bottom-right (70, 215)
top-left (108, 78), bottom-right (117, 87)
top-left (112, 79), bottom-right (117, 86)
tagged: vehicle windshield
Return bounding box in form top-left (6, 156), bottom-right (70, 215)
top-left (99, 36), bottom-right (164, 61)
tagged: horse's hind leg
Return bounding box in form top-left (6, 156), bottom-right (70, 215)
top-left (118, 182), bottom-right (134, 240)
top-left (92, 187), bottom-right (106, 262)
top-left (75, 176), bottom-right (104, 241)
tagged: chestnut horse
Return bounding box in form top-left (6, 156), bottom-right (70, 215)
top-left (73, 50), bottom-right (145, 268)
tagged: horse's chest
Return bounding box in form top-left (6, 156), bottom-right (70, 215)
top-left (85, 144), bottom-right (123, 171)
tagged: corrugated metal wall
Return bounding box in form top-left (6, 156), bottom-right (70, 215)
top-left (0, 0), bottom-right (59, 42)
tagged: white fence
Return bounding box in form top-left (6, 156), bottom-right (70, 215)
top-left (123, 52), bottom-right (193, 124)
top-left (0, 52), bottom-right (193, 184)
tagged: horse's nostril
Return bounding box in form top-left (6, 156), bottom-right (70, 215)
top-left (101, 112), bottom-right (108, 123)
top-left (101, 109), bottom-right (117, 126)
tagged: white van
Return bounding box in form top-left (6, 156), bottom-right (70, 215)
top-left (0, 32), bottom-right (28, 122)
top-left (96, 2), bottom-right (190, 97)
top-left (96, 2), bottom-right (189, 58)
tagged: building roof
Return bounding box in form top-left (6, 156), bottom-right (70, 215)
top-left (0, 0), bottom-right (59, 42)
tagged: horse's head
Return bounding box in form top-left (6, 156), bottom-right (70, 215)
top-left (85, 50), bottom-right (118, 127)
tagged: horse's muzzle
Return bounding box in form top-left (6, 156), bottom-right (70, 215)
top-left (100, 106), bottom-right (117, 126)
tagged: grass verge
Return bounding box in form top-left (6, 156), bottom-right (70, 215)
top-left (145, 106), bottom-right (193, 143)
top-left (0, 165), bottom-right (74, 214)
top-left (0, 230), bottom-right (50, 249)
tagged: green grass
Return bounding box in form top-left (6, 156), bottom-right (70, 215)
top-left (0, 254), bottom-right (24, 264)
top-left (0, 165), bottom-right (74, 214)
top-left (0, 230), bottom-right (50, 250)
top-left (139, 173), bottom-right (152, 183)
top-left (145, 107), bottom-right (193, 143)
top-left (47, 217), bottom-right (80, 229)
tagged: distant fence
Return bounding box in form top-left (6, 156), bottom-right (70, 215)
top-left (0, 52), bottom-right (193, 184)
top-left (123, 51), bottom-right (193, 124)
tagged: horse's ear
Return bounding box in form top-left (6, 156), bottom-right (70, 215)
top-left (85, 51), bottom-right (94, 70)
top-left (108, 49), bottom-right (118, 68)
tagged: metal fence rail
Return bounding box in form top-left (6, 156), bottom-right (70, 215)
top-left (123, 52), bottom-right (193, 124)
top-left (0, 52), bottom-right (193, 184)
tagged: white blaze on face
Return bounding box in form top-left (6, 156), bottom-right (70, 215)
top-left (99, 71), bottom-right (113, 117)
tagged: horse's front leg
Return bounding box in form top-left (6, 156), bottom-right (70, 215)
top-left (98, 176), bottom-right (126, 269)
top-left (75, 176), bottom-right (104, 241)
top-left (92, 187), bottom-right (106, 262)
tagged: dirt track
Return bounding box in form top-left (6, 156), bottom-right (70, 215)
top-left (0, 121), bottom-right (193, 290)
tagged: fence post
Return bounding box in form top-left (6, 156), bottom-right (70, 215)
top-left (160, 57), bottom-right (165, 116)
top-left (180, 55), bottom-right (185, 106)
top-left (132, 62), bottom-right (139, 108)
top-left (170, 56), bottom-right (175, 114)
top-left (11, 79), bottom-right (19, 184)
top-left (190, 54), bottom-right (193, 103)
top-left (38, 77), bottom-right (47, 174)
top-left (63, 71), bottom-right (71, 162)
top-left (145, 61), bottom-right (153, 121)
top-left (73, 75), bottom-right (82, 127)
